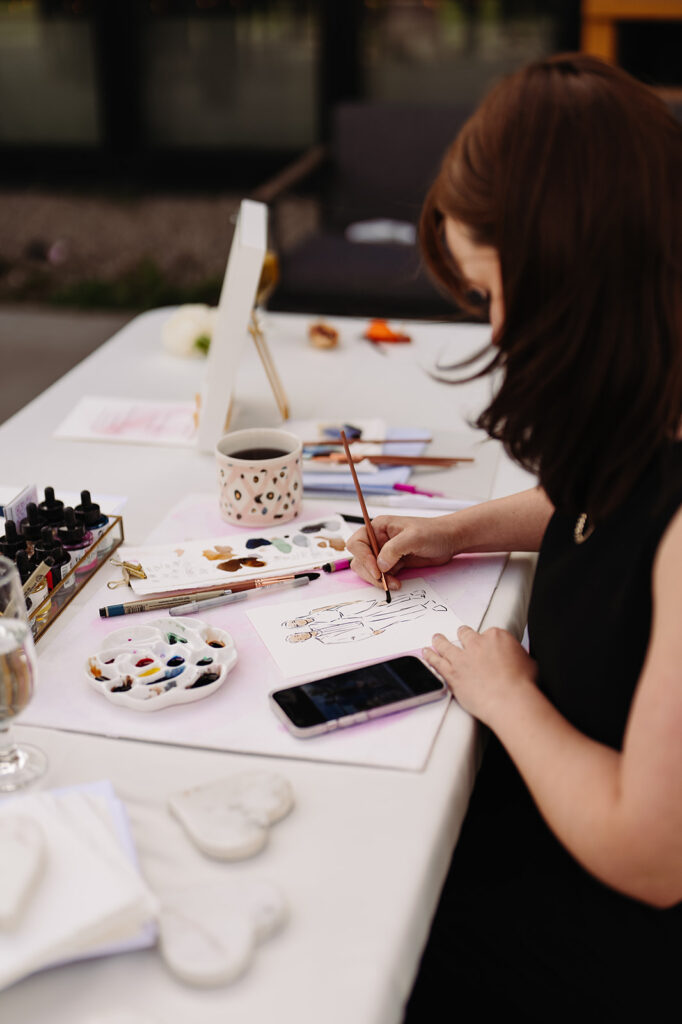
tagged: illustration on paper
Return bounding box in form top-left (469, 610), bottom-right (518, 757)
top-left (248, 577), bottom-right (464, 679)
top-left (283, 589), bottom-right (447, 644)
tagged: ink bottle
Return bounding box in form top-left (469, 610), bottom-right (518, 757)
top-left (20, 502), bottom-right (48, 553)
top-left (0, 519), bottom-right (28, 559)
top-left (33, 527), bottom-right (74, 590)
top-left (16, 549), bottom-right (50, 619)
top-left (75, 490), bottom-right (111, 552)
top-left (38, 486), bottom-right (65, 528)
top-left (57, 508), bottom-right (95, 574)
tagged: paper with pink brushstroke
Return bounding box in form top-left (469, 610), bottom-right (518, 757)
top-left (53, 396), bottom-right (197, 447)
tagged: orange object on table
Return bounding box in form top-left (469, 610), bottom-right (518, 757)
top-left (363, 319), bottom-right (412, 343)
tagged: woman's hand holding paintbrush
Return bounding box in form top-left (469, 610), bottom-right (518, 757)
top-left (346, 514), bottom-right (462, 592)
top-left (339, 430), bottom-right (391, 603)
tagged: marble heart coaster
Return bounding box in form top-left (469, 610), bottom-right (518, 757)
top-left (0, 816), bottom-right (46, 929)
top-left (168, 771), bottom-right (294, 861)
top-left (159, 880), bottom-right (287, 987)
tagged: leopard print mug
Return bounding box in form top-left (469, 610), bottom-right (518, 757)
top-left (215, 428), bottom-right (303, 527)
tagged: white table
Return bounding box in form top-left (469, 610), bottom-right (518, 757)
top-left (0, 311), bottom-right (536, 1024)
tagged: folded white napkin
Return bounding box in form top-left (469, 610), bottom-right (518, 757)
top-left (0, 781), bottom-right (158, 991)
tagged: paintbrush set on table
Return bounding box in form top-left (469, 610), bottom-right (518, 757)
top-left (293, 418), bottom-right (474, 499)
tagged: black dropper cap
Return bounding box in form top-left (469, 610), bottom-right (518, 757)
top-left (38, 486), bottom-right (65, 525)
top-left (34, 525), bottom-right (62, 559)
top-left (74, 490), bottom-right (102, 528)
top-left (20, 502), bottom-right (47, 542)
top-left (0, 519), bottom-right (28, 558)
top-left (15, 549), bottom-right (34, 585)
top-left (57, 508), bottom-right (86, 546)
top-left (33, 529), bottom-right (70, 579)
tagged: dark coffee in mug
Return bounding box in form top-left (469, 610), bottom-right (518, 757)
top-left (229, 447), bottom-right (288, 460)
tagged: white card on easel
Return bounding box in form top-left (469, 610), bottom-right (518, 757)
top-left (196, 199), bottom-right (267, 453)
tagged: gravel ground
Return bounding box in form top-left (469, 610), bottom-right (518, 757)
top-left (0, 189), bottom-right (318, 308)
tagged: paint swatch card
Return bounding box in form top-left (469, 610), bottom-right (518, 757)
top-left (247, 576), bottom-right (463, 679)
top-left (54, 396), bottom-right (198, 447)
top-left (124, 515), bottom-right (355, 595)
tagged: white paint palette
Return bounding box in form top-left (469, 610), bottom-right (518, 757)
top-left (85, 617), bottom-right (237, 711)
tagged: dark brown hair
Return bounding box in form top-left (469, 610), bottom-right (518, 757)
top-left (420, 53), bottom-right (682, 520)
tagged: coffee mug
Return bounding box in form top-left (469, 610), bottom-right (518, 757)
top-left (215, 428), bottom-right (303, 527)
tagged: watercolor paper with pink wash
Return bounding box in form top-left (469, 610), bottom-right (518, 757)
top-left (54, 396), bottom-right (198, 447)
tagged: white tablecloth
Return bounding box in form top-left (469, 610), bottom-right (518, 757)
top-left (1, 310), bottom-right (537, 1023)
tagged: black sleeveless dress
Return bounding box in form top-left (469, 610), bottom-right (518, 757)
top-left (405, 445), bottom-right (682, 1022)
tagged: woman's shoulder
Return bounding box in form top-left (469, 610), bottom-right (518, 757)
top-left (653, 503), bottom-right (682, 580)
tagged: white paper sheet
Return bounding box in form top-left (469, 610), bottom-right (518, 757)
top-left (248, 577), bottom-right (462, 679)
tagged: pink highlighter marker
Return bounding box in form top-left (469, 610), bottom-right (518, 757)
top-left (321, 559), bottom-right (351, 573)
top-left (393, 483), bottom-right (446, 498)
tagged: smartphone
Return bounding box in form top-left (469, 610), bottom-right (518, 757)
top-left (269, 656), bottom-right (447, 738)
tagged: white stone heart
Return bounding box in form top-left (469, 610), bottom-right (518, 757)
top-left (159, 905), bottom-right (255, 987)
top-left (168, 771), bottom-right (294, 860)
top-left (0, 815), bottom-right (46, 929)
top-left (158, 880), bottom-right (287, 987)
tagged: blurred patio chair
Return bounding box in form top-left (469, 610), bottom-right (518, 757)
top-left (252, 102), bottom-right (477, 320)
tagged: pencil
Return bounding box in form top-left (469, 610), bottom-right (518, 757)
top-left (339, 429), bottom-right (391, 603)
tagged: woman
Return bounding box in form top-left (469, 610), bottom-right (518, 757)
top-left (347, 54), bottom-right (681, 1019)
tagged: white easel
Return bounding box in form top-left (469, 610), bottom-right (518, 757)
top-left (196, 200), bottom-right (289, 453)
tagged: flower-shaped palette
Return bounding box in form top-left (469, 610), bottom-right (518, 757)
top-left (85, 617), bottom-right (237, 711)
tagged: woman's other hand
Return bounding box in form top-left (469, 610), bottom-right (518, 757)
top-left (423, 625), bottom-right (538, 726)
top-left (347, 514), bottom-right (459, 591)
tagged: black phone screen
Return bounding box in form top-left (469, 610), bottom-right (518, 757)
top-left (271, 656), bottom-right (443, 728)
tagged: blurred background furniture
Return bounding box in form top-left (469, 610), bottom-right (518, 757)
top-left (255, 102), bottom-right (476, 320)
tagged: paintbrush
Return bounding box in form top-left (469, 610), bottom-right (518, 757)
top-left (339, 429), bottom-right (390, 603)
top-left (308, 454), bottom-right (472, 467)
top-left (169, 575), bottom-right (312, 616)
top-left (214, 571), bottom-right (319, 595)
top-left (303, 438), bottom-right (433, 446)
top-left (100, 572), bottom-right (320, 617)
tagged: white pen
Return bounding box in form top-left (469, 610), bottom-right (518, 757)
top-left (373, 494), bottom-right (478, 512)
top-left (169, 575), bottom-right (311, 616)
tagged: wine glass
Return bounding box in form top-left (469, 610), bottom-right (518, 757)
top-left (0, 555), bottom-right (47, 791)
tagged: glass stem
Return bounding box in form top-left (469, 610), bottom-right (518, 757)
top-left (0, 724), bottom-right (21, 772)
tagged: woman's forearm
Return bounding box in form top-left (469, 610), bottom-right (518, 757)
top-left (449, 487), bottom-right (554, 553)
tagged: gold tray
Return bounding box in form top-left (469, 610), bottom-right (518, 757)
top-left (29, 514), bottom-right (124, 642)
